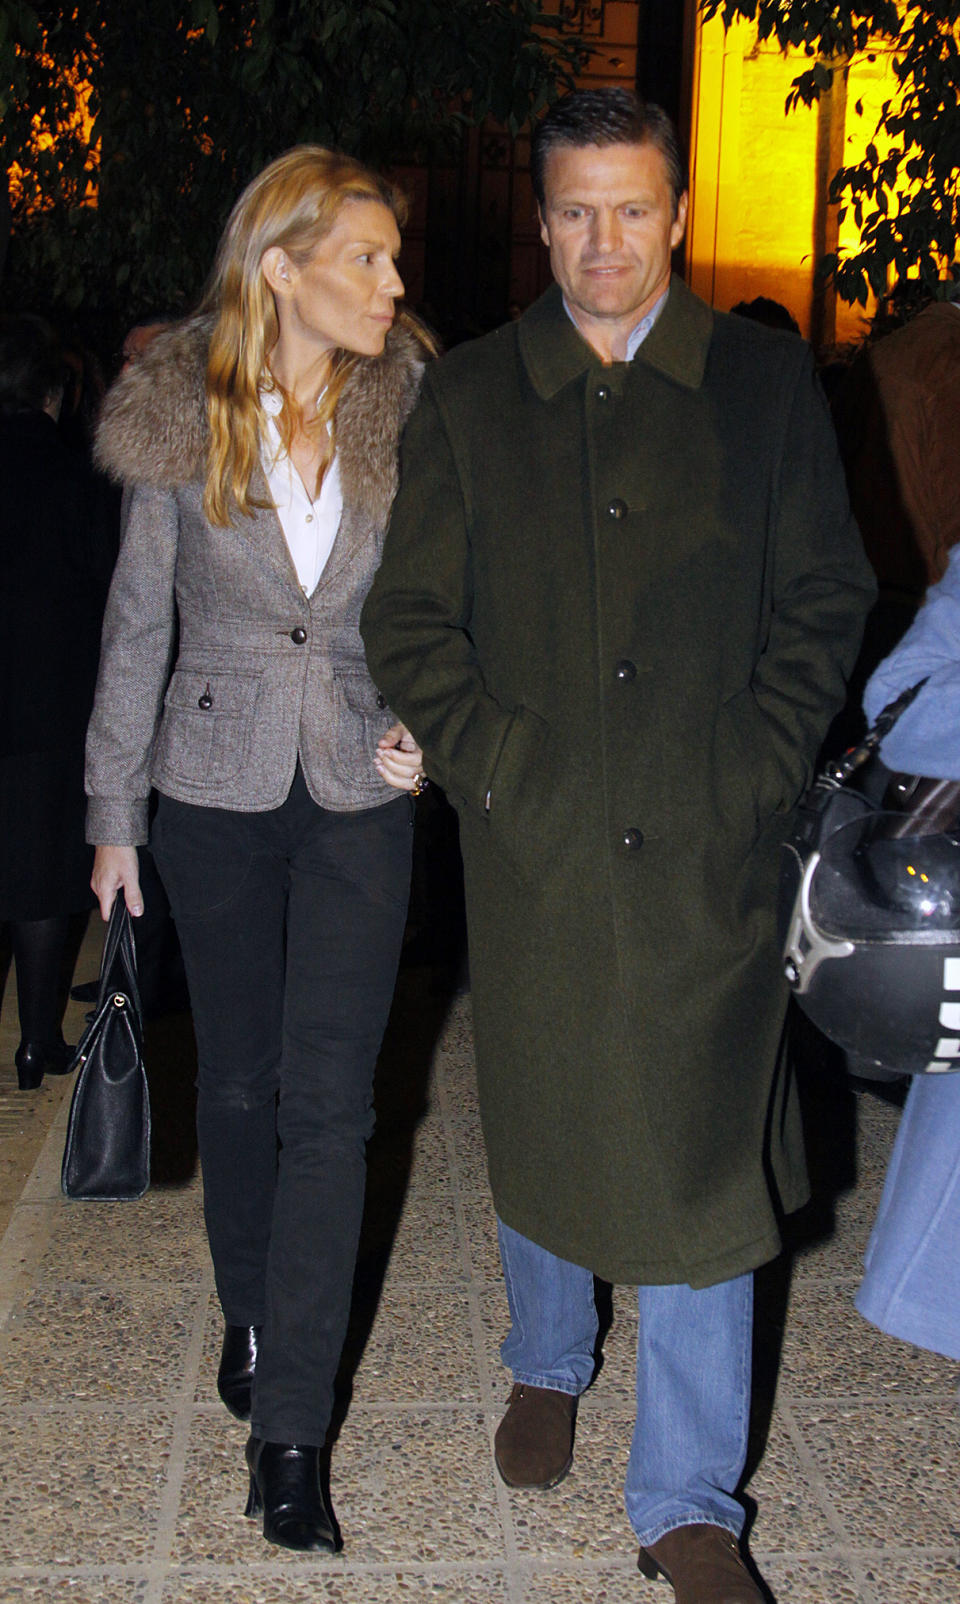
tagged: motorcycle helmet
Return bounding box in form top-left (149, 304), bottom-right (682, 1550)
top-left (779, 683), bottom-right (960, 1078)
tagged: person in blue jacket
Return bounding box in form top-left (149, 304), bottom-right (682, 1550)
top-left (858, 544), bottom-right (960, 1360)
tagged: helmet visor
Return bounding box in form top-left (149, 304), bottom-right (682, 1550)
top-left (813, 813), bottom-right (960, 939)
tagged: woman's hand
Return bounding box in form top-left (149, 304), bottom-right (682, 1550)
top-left (91, 845), bottom-right (144, 921)
top-left (374, 722), bottom-right (426, 793)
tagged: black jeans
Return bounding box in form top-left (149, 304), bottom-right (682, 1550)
top-left (152, 770), bottom-right (412, 1444)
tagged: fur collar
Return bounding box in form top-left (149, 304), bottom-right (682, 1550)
top-left (94, 315), bottom-right (428, 527)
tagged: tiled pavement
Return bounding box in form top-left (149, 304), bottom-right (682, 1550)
top-left (1, 920), bottom-right (959, 1603)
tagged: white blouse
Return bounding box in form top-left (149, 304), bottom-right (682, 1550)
top-left (259, 388), bottom-right (343, 596)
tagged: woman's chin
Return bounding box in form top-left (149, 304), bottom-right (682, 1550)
top-left (361, 321), bottom-right (395, 356)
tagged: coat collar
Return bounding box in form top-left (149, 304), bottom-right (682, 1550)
top-left (518, 277), bottom-right (714, 399)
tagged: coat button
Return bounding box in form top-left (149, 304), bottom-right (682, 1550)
top-left (607, 498), bottom-right (627, 520)
top-left (614, 659), bottom-right (637, 683)
top-left (197, 689), bottom-right (213, 710)
top-left (375, 692), bottom-right (386, 709)
top-left (622, 827), bottom-right (644, 851)
top-left (596, 384), bottom-right (611, 402)
top-left (290, 626), bottom-right (308, 644)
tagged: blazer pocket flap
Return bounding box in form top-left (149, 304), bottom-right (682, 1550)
top-left (164, 670), bottom-right (260, 715)
top-left (156, 671), bottom-right (261, 785)
top-left (334, 669), bottom-right (388, 715)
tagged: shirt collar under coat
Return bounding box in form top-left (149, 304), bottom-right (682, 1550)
top-left (517, 277), bottom-right (714, 400)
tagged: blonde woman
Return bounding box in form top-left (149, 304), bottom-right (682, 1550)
top-left (86, 148), bottom-right (433, 1553)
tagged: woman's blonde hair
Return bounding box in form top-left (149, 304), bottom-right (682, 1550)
top-left (200, 145), bottom-right (407, 526)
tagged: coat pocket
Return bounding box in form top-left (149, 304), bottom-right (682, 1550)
top-left (154, 670), bottom-right (260, 786)
top-left (330, 668), bottom-right (394, 783)
top-left (481, 703), bottom-right (579, 887)
top-left (717, 685), bottom-right (784, 829)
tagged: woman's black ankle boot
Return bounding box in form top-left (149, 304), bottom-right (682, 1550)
top-left (217, 1324), bottom-right (261, 1421)
top-left (244, 1436), bottom-right (341, 1552)
top-left (15, 1038), bottom-right (75, 1091)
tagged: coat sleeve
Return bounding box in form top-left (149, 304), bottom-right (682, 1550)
top-left (84, 484), bottom-right (179, 844)
top-left (751, 351), bottom-right (876, 804)
top-left (863, 550), bottom-right (960, 778)
top-left (361, 379), bottom-right (534, 815)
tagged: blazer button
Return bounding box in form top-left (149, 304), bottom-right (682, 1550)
top-left (290, 626), bottom-right (308, 644)
top-left (596, 384), bottom-right (611, 402)
top-left (614, 659), bottom-right (637, 683)
top-left (622, 827), bottom-right (644, 852)
top-left (607, 498), bottom-right (627, 520)
top-left (375, 692), bottom-right (387, 709)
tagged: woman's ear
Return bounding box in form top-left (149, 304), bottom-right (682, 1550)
top-left (261, 246), bottom-right (294, 297)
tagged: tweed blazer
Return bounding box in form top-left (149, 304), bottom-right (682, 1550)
top-left (86, 316), bottom-right (427, 844)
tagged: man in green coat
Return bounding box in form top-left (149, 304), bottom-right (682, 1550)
top-left (362, 91), bottom-right (874, 1602)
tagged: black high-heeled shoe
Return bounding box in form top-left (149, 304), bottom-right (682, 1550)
top-left (244, 1436), bottom-right (342, 1553)
top-left (217, 1323), bottom-right (261, 1421)
top-left (15, 1039), bottom-right (76, 1091)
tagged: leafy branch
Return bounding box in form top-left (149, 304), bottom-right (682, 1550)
top-left (0, 0), bottom-right (583, 336)
top-left (699, 0), bottom-right (960, 307)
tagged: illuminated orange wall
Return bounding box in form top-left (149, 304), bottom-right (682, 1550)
top-left (686, 10), bottom-right (901, 347)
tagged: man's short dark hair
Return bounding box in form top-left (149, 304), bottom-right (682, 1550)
top-left (531, 89), bottom-right (688, 217)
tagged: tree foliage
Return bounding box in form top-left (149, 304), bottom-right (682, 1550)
top-left (0, 0), bottom-right (582, 339)
top-left (700, 0), bottom-right (960, 308)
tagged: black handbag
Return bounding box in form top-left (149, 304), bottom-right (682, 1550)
top-left (61, 894), bottom-right (151, 1200)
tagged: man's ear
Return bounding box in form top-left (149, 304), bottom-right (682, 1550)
top-left (671, 191), bottom-right (689, 252)
top-left (537, 204), bottom-right (550, 251)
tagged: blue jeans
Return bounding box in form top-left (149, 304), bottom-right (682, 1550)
top-left (497, 1218), bottom-right (753, 1545)
top-left (856, 1072), bottom-right (960, 1361)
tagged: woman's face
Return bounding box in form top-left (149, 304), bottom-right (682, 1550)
top-left (271, 198), bottom-right (404, 358)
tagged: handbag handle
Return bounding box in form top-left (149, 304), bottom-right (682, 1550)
top-left (96, 893), bottom-right (143, 1024)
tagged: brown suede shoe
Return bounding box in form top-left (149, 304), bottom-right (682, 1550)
top-left (637, 1525), bottom-right (764, 1602)
top-left (493, 1382), bottom-right (577, 1489)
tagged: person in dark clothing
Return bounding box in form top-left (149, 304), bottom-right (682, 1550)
top-left (0, 313), bottom-right (113, 1088)
top-left (729, 296), bottom-right (801, 335)
top-left (834, 282), bottom-right (960, 603)
top-left (361, 90), bottom-right (873, 1603)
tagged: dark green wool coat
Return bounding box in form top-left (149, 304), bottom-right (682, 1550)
top-left (361, 280), bottom-right (875, 1286)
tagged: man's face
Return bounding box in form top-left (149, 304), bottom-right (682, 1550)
top-left (538, 140), bottom-right (688, 361)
